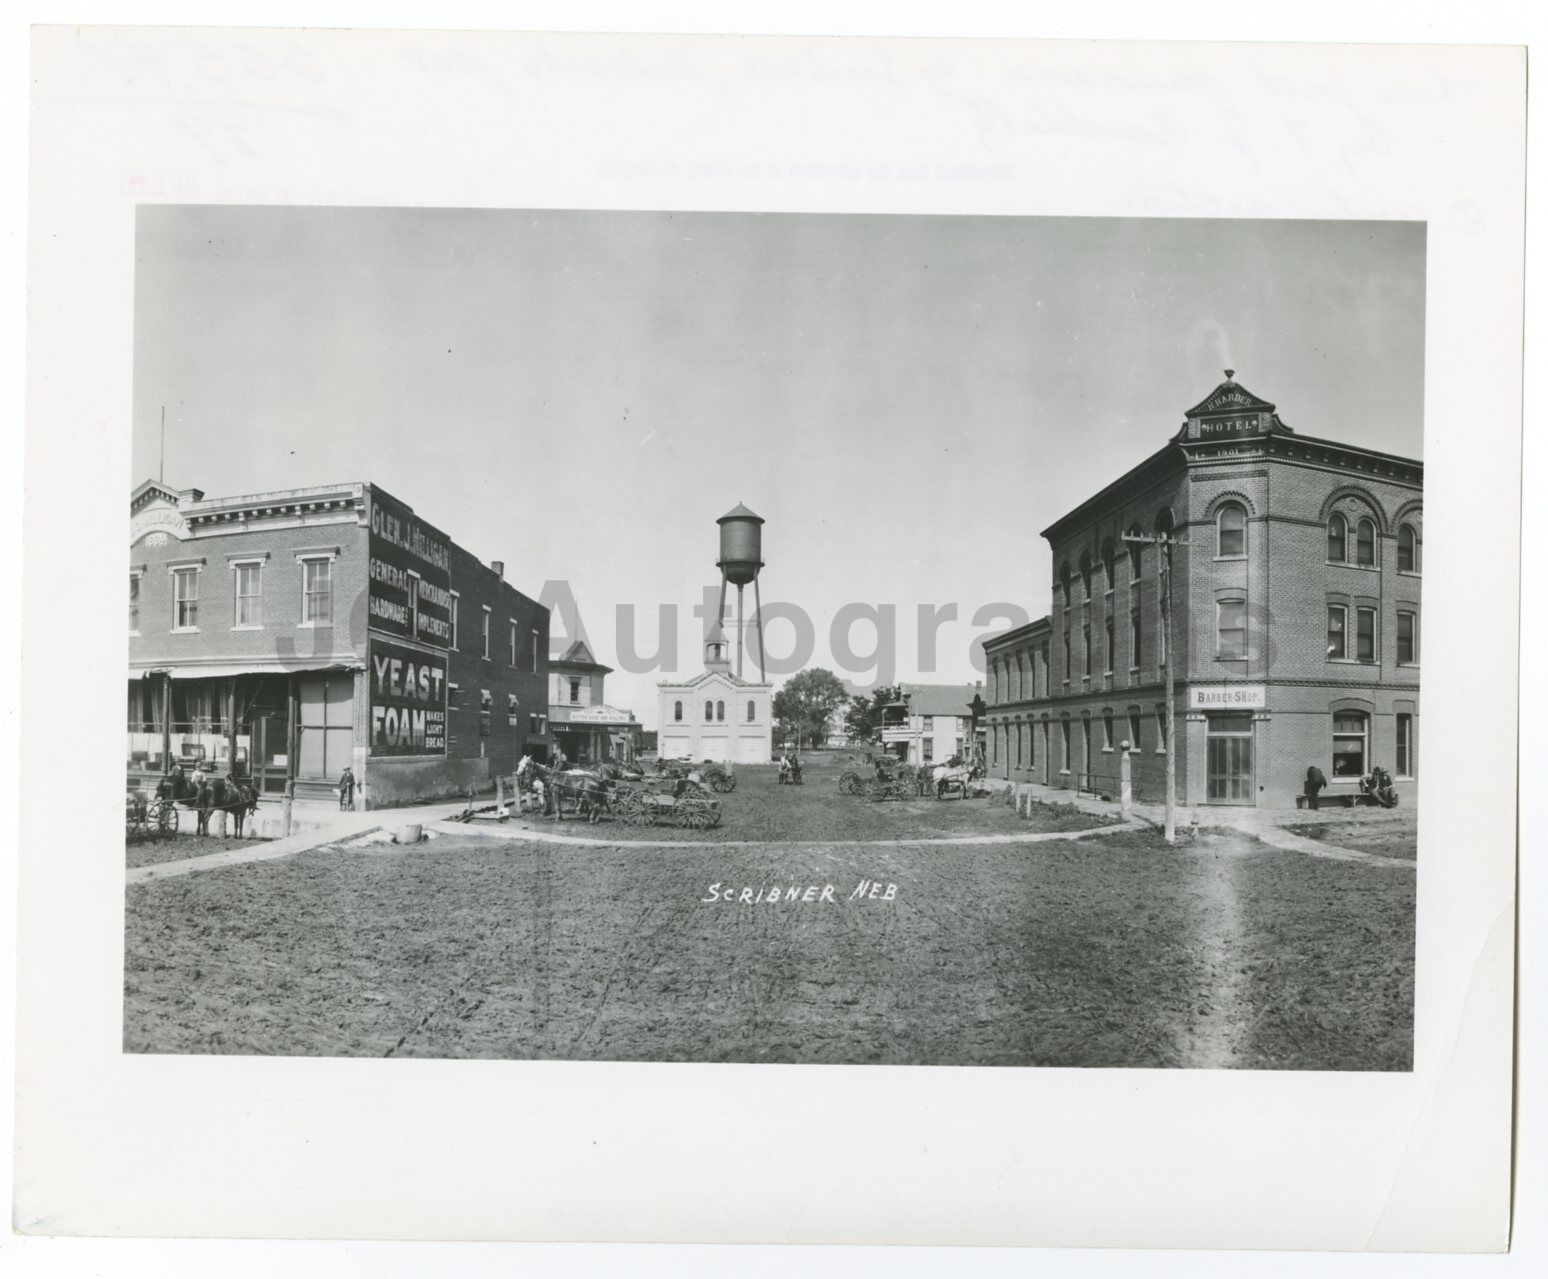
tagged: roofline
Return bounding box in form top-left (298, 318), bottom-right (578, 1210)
top-left (1040, 429), bottom-right (1423, 542)
top-left (982, 616), bottom-right (1053, 650)
top-left (1039, 442), bottom-right (1183, 540)
top-left (552, 658), bottom-right (614, 675)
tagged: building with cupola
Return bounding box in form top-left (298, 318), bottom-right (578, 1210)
top-left (982, 372), bottom-right (1422, 809)
top-left (655, 622), bottom-right (774, 764)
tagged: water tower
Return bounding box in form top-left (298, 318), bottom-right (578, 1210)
top-left (716, 503), bottom-right (767, 682)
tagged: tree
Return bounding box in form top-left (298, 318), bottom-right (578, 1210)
top-left (843, 684), bottom-right (899, 746)
top-left (772, 668), bottom-right (851, 750)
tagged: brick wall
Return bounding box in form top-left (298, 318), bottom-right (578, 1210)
top-left (130, 516), bottom-right (370, 667)
top-left (443, 543), bottom-right (550, 780)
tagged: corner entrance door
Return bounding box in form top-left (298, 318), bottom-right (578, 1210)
top-left (1206, 714), bottom-right (1255, 803)
top-left (296, 672), bottom-right (355, 783)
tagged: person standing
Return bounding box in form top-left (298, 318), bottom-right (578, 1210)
top-left (1304, 764), bottom-right (1327, 811)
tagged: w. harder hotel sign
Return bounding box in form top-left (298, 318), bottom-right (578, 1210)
top-left (366, 487), bottom-right (451, 757)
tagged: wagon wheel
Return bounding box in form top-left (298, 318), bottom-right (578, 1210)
top-left (721, 774), bottom-right (737, 792)
top-left (155, 800), bottom-right (179, 837)
top-left (837, 774), bottom-right (855, 795)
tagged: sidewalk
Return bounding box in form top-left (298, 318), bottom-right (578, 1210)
top-left (127, 794), bottom-right (488, 886)
top-left (987, 778), bottom-right (1415, 869)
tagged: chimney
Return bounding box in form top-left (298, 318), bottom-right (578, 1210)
top-left (491, 560), bottom-right (504, 579)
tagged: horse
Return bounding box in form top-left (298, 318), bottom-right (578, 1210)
top-left (931, 763), bottom-right (972, 800)
top-left (158, 770), bottom-right (259, 836)
top-left (553, 769), bottom-right (611, 822)
top-left (519, 756), bottom-right (611, 823)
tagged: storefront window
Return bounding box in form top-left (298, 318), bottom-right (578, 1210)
top-left (1332, 712), bottom-right (1368, 778)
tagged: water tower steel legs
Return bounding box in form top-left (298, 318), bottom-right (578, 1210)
top-left (736, 584), bottom-right (745, 679)
top-left (753, 573), bottom-right (766, 684)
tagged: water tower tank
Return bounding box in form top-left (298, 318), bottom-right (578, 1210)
top-left (716, 503), bottom-right (764, 585)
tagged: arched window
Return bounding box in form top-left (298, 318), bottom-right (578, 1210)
top-left (1398, 523), bottom-right (1420, 573)
top-left (1327, 513), bottom-right (1348, 562)
top-left (1355, 518), bottom-right (1376, 566)
top-left (1126, 528), bottom-right (1143, 580)
top-left (1102, 542), bottom-right (1116, 594)
top-left (1079, 552), bottom-right (1093, 602)
top-left (1332, 711), bottom-right (1368, 778)
top-left (673, 700), bottom-right (683, 722)
top-left (716, 700), bottom-right (725, 722)
top-left (1216, 503), bottom-right (1247, 558)
top-left (746, 700), bottom-right (756, 722)
top-left (704, 700), bottom-right (713, 722)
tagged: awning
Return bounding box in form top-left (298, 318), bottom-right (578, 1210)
top-left (129, 662), bottom-right (364, 681)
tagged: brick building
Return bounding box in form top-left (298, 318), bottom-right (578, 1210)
top-left (983, 373), bottom-right (1422, 809)
top-left (128, 479), bottom-right (550, 809)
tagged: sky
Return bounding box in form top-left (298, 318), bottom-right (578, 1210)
top-left (133, 208), bottom-right (1425, 728)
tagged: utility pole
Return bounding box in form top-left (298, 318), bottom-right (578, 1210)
top-left (1122, 530), bottom-right (1188, 845)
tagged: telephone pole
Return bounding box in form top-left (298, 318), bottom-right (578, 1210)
top-left (1122, 530), bottom-right (1188, 844)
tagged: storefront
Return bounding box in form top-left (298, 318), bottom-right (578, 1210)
top-left (126, 665), bottom-right (361, 797)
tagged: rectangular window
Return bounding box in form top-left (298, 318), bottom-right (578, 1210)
top-left (1327, 605), bottom-right (1347, 660)
top-left (481, 607), bottom-right (491, 659)
top-left (1158, 609), bottom-right (1168, 667)
top-left (1102, 711), bottom-right (1114, 750)
top-left (1333, 712), bottom-right (1368, 778)
top-left (449, 593), bottom-right (460, 650)
top-left (1081, 624), bottom-right (1091, 679)
top-left (510, 621), bottom-right (518, 666)
top-left (1060, 720), bottom-right (1070, 771)
top-left (1397, 611), bottom-right (1418, 665)
top-left (172, 567), bottom-right (199, 629)
top-left (1128, 711), bottom-right (1142, 752)
top-left (1217, 599), bottom-right (1247, 659)
top-left (1356, 607), bottom-right (1376, 663)
top-left (406, 570), bottom-right (421, 640)
top-left (1156, 707), bottom-right (1168, 753)
top-left (530, 628), bottom-right (539, 673)
top-left (301, 558), bottom-right (332, 624)
top-left (1104, 619), bottom-right (1115, 674)
top-left (1396, 713), bottom-right (1416, 778)
top-left (1129, 610), bottom-right (1140, 670)
top-left (129, 573), bottom-right (141, 634)
top-left (569, 676), bottom-right (581, 704)
top-left (234, 562), bottom-right (262, 627)
top-left (1062, 631), bottom-right (1071, 684)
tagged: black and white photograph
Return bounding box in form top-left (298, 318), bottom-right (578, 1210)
top-left (122, 208), bottom-right (1423, 1071)
top-left (14, 19), bottom-right (1526, 1260)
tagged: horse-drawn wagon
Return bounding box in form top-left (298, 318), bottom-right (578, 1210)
top-left (125, 786), bottom-right (179, 840)
top-left (612, 775), bottom-right (722, 828)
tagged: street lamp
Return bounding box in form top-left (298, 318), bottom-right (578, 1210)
top-left (1122, 530), bottom-right (1187, 845)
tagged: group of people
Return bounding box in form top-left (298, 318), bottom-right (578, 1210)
top-left (777, 752), bottom-right (803, 785)
top-left (1302, 764), bottom-right (1400, 810)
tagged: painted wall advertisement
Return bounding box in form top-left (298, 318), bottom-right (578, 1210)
top-left (369, 637), bottom-right (448, 756)
top-left (367, 486), bottom-right (453, 649)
